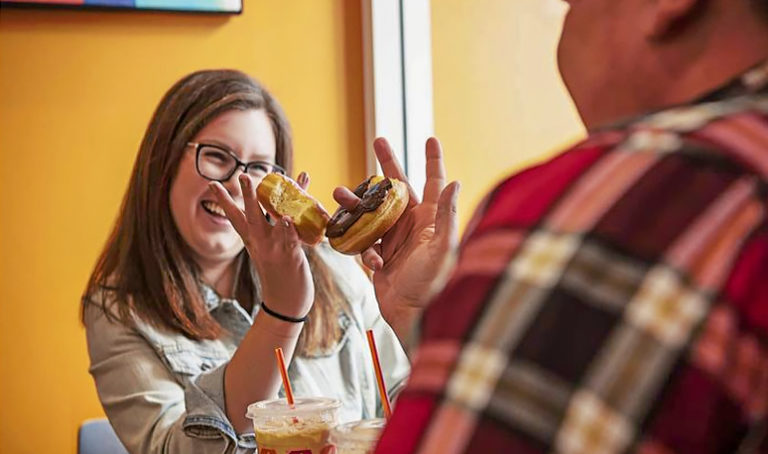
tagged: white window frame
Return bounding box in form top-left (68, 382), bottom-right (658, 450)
top-left (362, 0), bottom-right (433, 196)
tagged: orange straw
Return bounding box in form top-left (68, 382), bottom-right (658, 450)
top-left (274, 347), bottom-right (295, 407)
top-left (366, 330), bottom-right (392, 419)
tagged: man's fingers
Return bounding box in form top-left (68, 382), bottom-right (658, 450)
top-left (374, 137), bottom-right (420, 204)
top-left (422, 137), bottom-right (447, 205)
top-left (209, 182), bottom-right (249, 238)
top-left (332, 186), bottom-right (361, 210)
top-left (433, 181), bottom-right (460, 250)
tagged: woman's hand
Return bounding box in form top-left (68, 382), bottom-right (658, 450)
top-left (334, 138), bottom-right (460, 339)
top-left (211, 173), bottom-right (314, 319)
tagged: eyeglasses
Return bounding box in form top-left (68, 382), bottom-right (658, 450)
top-left (188, 142), bottom-right (285, 183)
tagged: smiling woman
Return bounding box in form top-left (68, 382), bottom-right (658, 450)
top-left (169, 109), bottom-right (280, 282)
top-left (81, 69), bottom-right (410, 453)
top-left (84, 71), bottom-right (294, 342)
top-left (0, 3), bottom-right (381, 452)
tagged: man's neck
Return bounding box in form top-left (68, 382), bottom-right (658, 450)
top-left (653, 38), bottom-right (768, 110)
top-left (587, 10), bottom-right (768, 130)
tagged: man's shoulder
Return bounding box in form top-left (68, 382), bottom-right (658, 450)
top-left (469, 133), bottom-right (621, 237)
top-left (631, 93), bottom-right (768, 177)
top-left (470, 94), bottom-right (768, 241)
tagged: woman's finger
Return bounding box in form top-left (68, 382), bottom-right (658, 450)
top-left (361, 245), bottom-right (383, 271)
top-left (297, 171), bottom-right (310, 191)
top-left (433, 181), bottom-right (460, 251)
top-left (209, 182), bottom-right (249, 239)
top-left (332, 186), bottom-right (361, 210)
top-left (279, 216), bottom-right (301, 251)
top-left (422, 137), bottom-right (447, 205)
top-left (239, 174), bottom-right (270, 232)
top-left (361, 244), bottom-right (383, 271)
top-left (373, 138), bottom-right (420, 205)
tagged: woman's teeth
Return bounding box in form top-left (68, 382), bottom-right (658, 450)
top-left (202, 201), bottom-right (227, 217)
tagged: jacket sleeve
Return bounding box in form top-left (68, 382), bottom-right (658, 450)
top-left (84, 304), bottom-right (256, 454)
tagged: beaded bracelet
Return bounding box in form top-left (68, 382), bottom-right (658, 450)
top-left (260, 301), bottom-right (308, 323)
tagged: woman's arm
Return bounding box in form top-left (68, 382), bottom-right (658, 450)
top-left (320, 241), bottom-right (411, 404)
top-left (85, 304), bottom-right (240, 454)
top-left (223, 311), bottom-right (303, 433)
top-left (210, 174), bottom-right (315, 433)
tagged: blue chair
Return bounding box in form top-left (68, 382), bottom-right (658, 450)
top-left (78, 418), bottom-right (129, 454)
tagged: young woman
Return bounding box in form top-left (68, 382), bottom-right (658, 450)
top-left (82, 69), bottom-right (453, 453)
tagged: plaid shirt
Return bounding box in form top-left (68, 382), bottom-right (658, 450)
top-left (375, 61), bottom-right (768, 454)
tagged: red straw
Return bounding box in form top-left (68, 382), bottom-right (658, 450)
top-left (366, 330), bottom-right (392, 419)
top-left (274, 347), bottom-right (295, 407)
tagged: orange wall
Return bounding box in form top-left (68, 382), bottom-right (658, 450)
top-left (431, 0), bottom-right (585, 228)
top-left (0, 2), bottom-right (364, 453)
top-left (1, 2), bottom-right (585, 451)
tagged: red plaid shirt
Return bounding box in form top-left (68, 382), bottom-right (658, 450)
top-left (375, 61), bottom-right (768, 454)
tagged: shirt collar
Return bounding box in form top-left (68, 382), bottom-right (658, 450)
top-left (695, 58), bottom-right (768, 103)
top-left (199, 282), bottom-right (223, 312)
top-left (594, 58), bottom-right (768, 132)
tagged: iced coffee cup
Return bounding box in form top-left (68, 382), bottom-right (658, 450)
top-left (247, 397), bottom-right (341, 454)
top-left (329, 418), bottom-right (386, 454)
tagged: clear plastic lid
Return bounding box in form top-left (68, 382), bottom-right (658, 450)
top-left (246, 397), bottom-right (341, 433)
top-left (247, 397), bottom-right (340, 418)
top-left (329, 418), bottom-right (386, 445)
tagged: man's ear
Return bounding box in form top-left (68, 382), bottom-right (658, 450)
top-left (646, 0), bottom-right (705, 39)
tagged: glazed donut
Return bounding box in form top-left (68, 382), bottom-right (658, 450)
top-left (256, 173), bottom-right (331, 245)
top-left (326, 176), bottom-right (409, 255)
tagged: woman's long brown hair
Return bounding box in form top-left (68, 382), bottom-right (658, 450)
top-left (83, 69), bottom-right (348, 356)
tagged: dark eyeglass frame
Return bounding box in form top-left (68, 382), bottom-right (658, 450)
top-left (187, 142), bottom-right (285, 182)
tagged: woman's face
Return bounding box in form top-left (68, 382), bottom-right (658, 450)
top-left (170, 108), bottom-right (277, 271)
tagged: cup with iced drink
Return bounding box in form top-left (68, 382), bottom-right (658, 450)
top-left (328, 418), bottom-right (386, 454)
top-left (247, 397), bottom-right (341, 454)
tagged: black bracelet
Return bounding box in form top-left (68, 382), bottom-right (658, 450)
top-left (260, 301), bottom-right (308, 323)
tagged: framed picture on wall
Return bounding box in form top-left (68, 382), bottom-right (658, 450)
top-left (0, 0), bottom-right (242, 13)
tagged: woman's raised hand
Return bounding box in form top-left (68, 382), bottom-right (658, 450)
top-left (210, 173), bottom-right (314, 319)
top-left (334, 137), bottom-right (460, 339)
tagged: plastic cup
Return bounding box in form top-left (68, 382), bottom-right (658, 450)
top-left (247, 397), bottom-right (341, 454)
top-left (328, 418), bottom-right (386, 454)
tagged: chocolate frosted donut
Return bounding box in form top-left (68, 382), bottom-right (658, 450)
top-left (326, 177), bottom-right (391, 238)
top-left (326, 176), bottom-right (409, 255)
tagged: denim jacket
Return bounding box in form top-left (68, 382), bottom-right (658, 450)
top-left (85, 242), bottom-right (410, 453)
